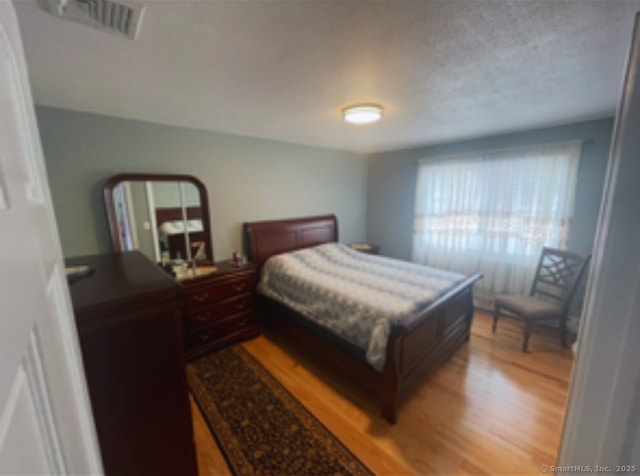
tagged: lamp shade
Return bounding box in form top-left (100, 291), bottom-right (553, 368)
top-left (342, 104), bottom-right (383, 124)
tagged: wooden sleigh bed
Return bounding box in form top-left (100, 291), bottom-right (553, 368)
top-left (244, 215), bottom-right (482, 423)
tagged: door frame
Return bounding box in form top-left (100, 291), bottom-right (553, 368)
top-left (558, 12), bottom-right (640, 469)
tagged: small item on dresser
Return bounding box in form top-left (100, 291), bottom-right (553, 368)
top-left (160, 263), bottom-right (176, 278)
top-left (232, 250), bottom-right (242, 266)
top-left (171, 251), bottom-right (188, 277)
top-left (172, 251), bottom-right (184, 265)
top-left (192, 241), bottom-right (207, 262)
top-left (173, 262), bottom-right (188, 278)
top-left (159, 251), bottom-right (176, 277)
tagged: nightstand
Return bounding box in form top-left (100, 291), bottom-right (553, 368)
top-left (349, 243), bottom-right (381, 255)
top-left (180, 260), bottom-right (260, 360)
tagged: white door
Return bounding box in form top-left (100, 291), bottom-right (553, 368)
top-left (0, 2), bottom-right (102, 474)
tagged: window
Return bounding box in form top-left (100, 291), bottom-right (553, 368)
top-left (413, 142), bottom-right (581, 301)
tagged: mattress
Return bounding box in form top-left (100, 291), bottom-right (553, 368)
top-left (258, 243), bottom-right (467, 371)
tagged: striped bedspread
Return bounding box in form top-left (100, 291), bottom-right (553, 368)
top-left (258, 243), bottom-right (467, 371)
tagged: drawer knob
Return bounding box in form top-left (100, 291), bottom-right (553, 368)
top-left (234, 301), bottom-right (247, 311)
top-left (198, 330), bottom-right (214, 342)
top-left (195, 311), bottom-right (212, 322)
top-left (193, 292), bottom-right (209, 302)
top-left (233, 283), bottom-right (246, 292)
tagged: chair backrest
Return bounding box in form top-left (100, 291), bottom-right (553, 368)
top-left (530, 247), bottom-right (591, 312)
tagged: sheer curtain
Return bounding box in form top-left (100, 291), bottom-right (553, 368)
top-left (412, 142), bottom-right (581, 308)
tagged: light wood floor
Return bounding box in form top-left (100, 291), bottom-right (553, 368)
top-left (191, 311), bottom-right (574, 475)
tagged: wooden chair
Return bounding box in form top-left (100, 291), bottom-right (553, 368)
top-left (492, 247), bottom-right (591, 352)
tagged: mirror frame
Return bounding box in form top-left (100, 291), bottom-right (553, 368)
top-left (104, 173), bottom-right (213, 263)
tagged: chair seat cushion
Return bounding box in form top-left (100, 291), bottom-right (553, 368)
top-left (495, 294), bottom-right (561, 318)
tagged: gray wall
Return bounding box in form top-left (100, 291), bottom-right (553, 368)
top-left (37, 105), bottom-right (613, 266)
top-left (36, 107), bottom-right (368, 259)
top-left (367, 118), bottom-right (614, 260)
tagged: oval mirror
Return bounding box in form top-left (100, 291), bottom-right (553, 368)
top-left (104, 173), bottom-right (213, 264)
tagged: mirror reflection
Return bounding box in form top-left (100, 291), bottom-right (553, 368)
top-left (105, 174), bottom-right (212, 267)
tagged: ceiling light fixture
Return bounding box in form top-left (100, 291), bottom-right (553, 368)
top-left (342, 104), bottom-right (384, 124)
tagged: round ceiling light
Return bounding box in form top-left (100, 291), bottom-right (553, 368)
top-left (342, 104), bottom-right (384, 124)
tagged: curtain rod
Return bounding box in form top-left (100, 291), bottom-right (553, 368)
top-left (414, 139), bottom-right (592, 164)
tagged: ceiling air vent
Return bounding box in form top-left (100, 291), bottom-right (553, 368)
top-left (47, 0), bottom-right (144, 40)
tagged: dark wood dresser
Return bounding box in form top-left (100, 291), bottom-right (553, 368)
top-left (66, 251), bottom-right (198, 476)
top-left (180, 260), bottom-right (260, 360)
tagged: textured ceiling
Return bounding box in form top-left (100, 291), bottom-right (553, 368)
top-left (13, 0), bottom-right (640, 153)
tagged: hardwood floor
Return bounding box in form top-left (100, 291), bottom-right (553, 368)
top-left (192, 311), bottom-right (574, 475)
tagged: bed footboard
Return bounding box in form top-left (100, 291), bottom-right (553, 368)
top-left (380, 275), bottom-right (480, 423)
top-left (258, 274), bottom-right (480, 424)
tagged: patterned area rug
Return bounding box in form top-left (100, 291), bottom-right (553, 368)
top-left (187, 345), bottom-right (375, 476)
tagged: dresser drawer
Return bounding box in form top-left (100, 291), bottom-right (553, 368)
top-left (186, 313), bottom-right (254, 348)
top-left (182, 261), bottom-right (259, 359)
top-left (184, 275), bottom-right (256, 310)
top-left (186, 295), bottom-right (255, 328)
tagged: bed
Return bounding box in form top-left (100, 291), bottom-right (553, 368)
top-left (244, 214), bottom-right (482, 423)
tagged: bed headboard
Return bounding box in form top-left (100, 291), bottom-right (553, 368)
top-left (244, 214), bottom-right (338, 270)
